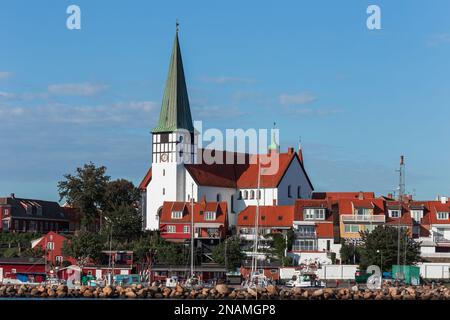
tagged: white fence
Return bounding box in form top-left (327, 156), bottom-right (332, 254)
top-left (419, 263), bottom-right (450, 279)
top-left (280, 265), bottom-right (358, 280)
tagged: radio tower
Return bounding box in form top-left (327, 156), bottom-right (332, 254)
top-left (396, 155), bottom-right (405, 277)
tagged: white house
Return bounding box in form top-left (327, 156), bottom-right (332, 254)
top-left (139, 30), bottom-right (314, 230)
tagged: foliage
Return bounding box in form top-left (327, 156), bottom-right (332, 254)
top-left (58, 162), bottom-right (110, 230)
top-left (102, 204), bottom-right (142, 243)
top-left (358, 225), bottom-right (421, 272)
top-left (212, 236), bottom-right (244, 270)
top-left (340, 240), bottom-right (361, 264)
top-left (103, 179), bottom-right (140, 213)
top-left (61, 230), bottom-right (105, 265)
top-left (262, 229), bottom-right (294, 265)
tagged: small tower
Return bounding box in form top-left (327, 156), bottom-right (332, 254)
top-left (146, 25), bottom-right (197, 230)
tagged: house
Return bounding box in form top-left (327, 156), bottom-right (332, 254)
top-left (31, 231), bottom-right (75, 266)
top-left (159, 200), bottom-right (228, 242)
top-left (0, 258), bottom-right (46, 283)
top-left (0, 194), bottom-right (69, 233)
top-left (139, 29), bottom-right (314, 230)
top-left (290, 199), bottom-right (339, 265)
top-left (419, 197), bottom-right (450, 262)
top-left (237, 205), bottom-right (294, 259)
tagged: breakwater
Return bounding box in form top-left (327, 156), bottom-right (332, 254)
top-left (1, 283), bottom-right (450, 300)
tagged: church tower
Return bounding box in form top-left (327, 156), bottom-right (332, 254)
top-left (146, 26), bottom-right (197, 230)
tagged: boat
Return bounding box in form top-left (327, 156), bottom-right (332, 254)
top-left (285, 269), bottom-right (325, 288)
top-left (165, 275), bottom-right (179, 288)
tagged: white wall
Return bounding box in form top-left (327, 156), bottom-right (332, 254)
top-left (317, 265), bottom-right (358, 280)
top-left (418, 263), bottom-right (450, 279)
top-left (277, 157), bottom-right (313, 205)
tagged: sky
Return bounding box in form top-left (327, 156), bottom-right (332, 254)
top-left (1, 0), bottom-right (450, 201)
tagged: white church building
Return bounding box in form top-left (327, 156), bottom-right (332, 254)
top-left (139, 30), bottom-right (314, 230)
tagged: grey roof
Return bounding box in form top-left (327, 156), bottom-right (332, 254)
top-left (0, 196), bottom-right (68, 221)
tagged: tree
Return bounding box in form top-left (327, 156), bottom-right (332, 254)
top-left (103, 179), bottom-right (140, 213)
top-left (358, 225), bottom-right (421, 272)
top-left (61, 230), bottom-right (105, 265)
top-left (58, 162), bottom-right (110, 230)
top-left (340, 240), bottom-right (360, 265)
top-left (212, 236), bottom-right (244, 271)
top-left (103, 204), bottom-right (143, 243)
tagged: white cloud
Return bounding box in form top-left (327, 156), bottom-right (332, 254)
top-left (0, 72), bottom-right (13, 80)
top-left (0, 100), bottom-right (157, 125)
top-left (279, 93), bottom-right (316, 106)
top-left (193, 105), bottom-right (247, 120)
top-left (0, 91), bottom-right (15, 99)
top-left (427, 33), bottom-right (450, 47)
top-left (199, 76), bottom-right (256, 84)
top-left (47, 82), bottom-right (109, 96)
top-left (282, 106), bottom-right (342, 117)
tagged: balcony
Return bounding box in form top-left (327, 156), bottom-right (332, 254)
top-left (294, 232), bottom-right (317, 239)
top-left (434, 236), bottom-right (450, 245)
top-left (341, 214), bottom-right (385, 223)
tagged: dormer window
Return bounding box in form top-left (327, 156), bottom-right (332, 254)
top-left (204, 211), bottom-right (216, 221)
top-left (238, 191), bottom-right (243, 200)
top-left (437, 212), bottom-right (449, 220)
top-left (411, 210), bottom-right (423, 221)
top-left (304, 208), bottom-right (325, 220)
top-left (250, 190), bottom-right (255, 200)
top-left (171, 211), bottom-right (183, 219)
top-left (389, 210), bottom-right (401, 218)
top-left (244, 191), bottom-right (248, 200)
top-left (356, 208), bottom-right (370, 216)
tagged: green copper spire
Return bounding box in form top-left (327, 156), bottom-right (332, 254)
top-left (153, 27), bottom-right (194, 133)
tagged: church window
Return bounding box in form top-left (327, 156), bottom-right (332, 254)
top-left (216, 193), bottom-right (221, 202)
top-left (257, 190), bottom-right (261, 200)
top-left (288, 185), bottom-right (292, 198)
top-left (163, 169), bottom-right (165, 176)
top-left (297, 186), bottom-right (301, 199)
top-left (160, 133), bottom-right (169, 143)
top-left (163, 188), bottom-right (165, 195)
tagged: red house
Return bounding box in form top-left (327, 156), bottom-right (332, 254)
top-left (31, 231), bottom-right (76, 266)
top-left (159, 200), bottom-right (228, 242)
top-left (0, 258), bottom-right (46, 283)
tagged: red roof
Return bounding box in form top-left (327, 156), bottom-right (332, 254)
top-left (237, 205), bottom-right (294, 228)
top-left (316, 223), bottom-right (334, 238)
top-left (159, 201), bottom-right (228, 224)
top-left (186, 149), bottom-right (313, 189)
top-left (294, 199), bottom-right (334, 221)
top-left (312, 192), bottom-right (375, 200)
top-left (426, 200), bottom-right (450, 224)
top-left (139, 167), bottom-right (152, 190)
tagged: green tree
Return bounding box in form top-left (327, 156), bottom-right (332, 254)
top-left (61, 230), bottom-right (105, 265)
top-left (103, 179), bottom-right (140, 212)
top-left (212, 236), bottom-right (244, 271)
top-left (58, 162), bottom-right (110, 230)
top-left (358, 225), bottom-right (421, 272)
top-left (340, 240), bottom-right (360, 264)
top-left (103, 204), bottom-right (143, 243)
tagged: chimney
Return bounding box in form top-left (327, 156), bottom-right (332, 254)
top-left (441, 196), bottom-right (448, 204)
top-left (288, 147), bottom-right (294, 155)
top-left (10, 193), bottom-right (15, 199)
top-left (358, 191), bottom-right (364, 200)
top-left (387, 193), bottom-right (393, 199)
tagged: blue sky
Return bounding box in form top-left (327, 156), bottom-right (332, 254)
top-left (1, 0), bottom-right (449, 201)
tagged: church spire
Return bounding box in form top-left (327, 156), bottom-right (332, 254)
top-left (153, 24), bottom-right (194, 133)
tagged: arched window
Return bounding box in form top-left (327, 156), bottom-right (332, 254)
top-left (238, 191), bottom-right (243, 200)
top-left (244, 190), bottom-right (248, 199)
top-left (288, 185), bottom-right (292, 198)
top-left (250, 190), bottom-right (255, 199)
top-left (257, 190), bottom-right (261, 200)
top-left (216, 193), bottom-right (221, 202)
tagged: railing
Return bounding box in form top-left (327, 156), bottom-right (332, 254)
top-left (294, 232), bottom-right (317, 238)
top-left (341, 215), bottom-right (385, 223)
top-left (292, 245), bottom-right (318, 251)
top-left (434, 236), bottom-right (450, 243)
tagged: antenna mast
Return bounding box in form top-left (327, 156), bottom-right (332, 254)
top-left (396, 155), bottom-right (405, 277)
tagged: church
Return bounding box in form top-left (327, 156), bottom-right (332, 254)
top-left (139, 29), bottom-right (314, 231)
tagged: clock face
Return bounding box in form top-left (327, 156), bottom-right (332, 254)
top-left (160, 153), bottom-right (169, 162)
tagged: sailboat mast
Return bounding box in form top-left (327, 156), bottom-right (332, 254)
top-left (252, 161), bottom-right (261, 275)
top-left (191, 183), bottom-right (194, 277)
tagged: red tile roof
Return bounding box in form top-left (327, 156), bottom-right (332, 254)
top-left (294, 199), bottom-right (334, 221)
top-left (426, 201), bottom-right (450, 224)
top-left (159, 201), bottom-right (228, 224)
top-left (237, 205), bottom-right (294, 228)
top-left (139, 167), bottom-right (152, 190)
top-left (312, 192), bottom-right (375, 200)
top-left (316, 223), bottom-right (334, 238)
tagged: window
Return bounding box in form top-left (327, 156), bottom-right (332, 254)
top-left (257, 190), bottom-right (261, 200)
top-left (356, 208), bottom-right (370, 215)
top-left (437, 212), bottom-right (449, 220)
top-left (166, 225), bottom-right (176, 233)
top-left (293, 239), bottom-right (317, 251)
top-left (14, 220), bottom-right (19, 230)
top-left (160, 133), bottom-right (169, 143)
top-left (238, 191), bottom-right (243, 200)
top-left (411, 210), bottom-right (423, 221)
top-left (297, 186), bottom-right (301, 199)
top-left (344, 224), bottom-right (360, 233)
top-left (296, 225), bottom-right (315, 236)
top-left (304, 208), bottom-right (326, 220)
top-left (3, 208), bottom-right (9, 216)
top-left (171, 211), bottom-right (183, 219)
top-left (288, 185), bottom-right (292, 198)
top-left (204, 211), bottom-right (216, 221)
top-left (389, 210), bottom-right (401, 218)
top-left (231, 195), bottom-right (235, 213)
top-left (47, 242), bottom-right (55, 250)
top-left (56, 256), bottom-right (63, 263)
top-left (162, 188), bottom-right (165, 195)
top-left (163, 169), bottom-right (165, 176)
top-left (244, 191), bottom-right (248, 200)
top-left (216, 193), bottom-right (221, 202)
top-left (365, 225), bottom-right (376, 233)
top-left (250, 190), bottom-right (255, 200)
top-left (183, 226), bottom-right (190, 234)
